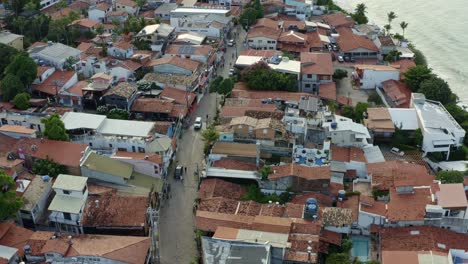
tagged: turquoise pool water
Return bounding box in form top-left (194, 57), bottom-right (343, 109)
top-left (351, 236), bottom-right (369, 262)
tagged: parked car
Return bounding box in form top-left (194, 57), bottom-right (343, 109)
top-left (227, 39), bottom-right (235, 47)
top-left (337, 56), bottom-right (344, 63)
top-left (194, 117), bottom-right (202, 130)
top-left (390, 147), bottom-right (404, 156)
top-left (229, 68), bottom-right (236, 76)
top-left (175, 165), bottom-right (183, 179)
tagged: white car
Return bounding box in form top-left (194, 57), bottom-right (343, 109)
top-left (337, 56), bottom-right (344, 63)
top-left (194, 117), bottom-right (202, 130)
top-left (227, 39), bottom-right (235, 47)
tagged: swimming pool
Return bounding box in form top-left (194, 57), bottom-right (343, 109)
top-left (351, 236), bottom-right (369, 262)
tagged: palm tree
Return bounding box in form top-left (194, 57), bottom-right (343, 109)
top-left (383, 24), bottom-right (391, 36)
top-left (400, 21), bottom-right (409, 38)
top-left (355, 3), bottom-right (367, 15)
top-left (386, 11), bottom-right (397, 34)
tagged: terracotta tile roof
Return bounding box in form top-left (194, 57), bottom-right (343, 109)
top-left (284, 203), bottom-right (304, 218)
top-left (279, 30), bottom-right (307, 43)
top-left (381, 79), bottom-right (411, 108)
top-left (360, 195), bottom-right (387, 216)
top-left (337, 194), bottom-right (359, 222)
top-left (391, 59), bottom-right (416, 77)
top-left (153, 121), bottom-right (172, 135)
top-left (321, 13), bottom-right (354, 28)
top-left (0, 222), bottom-right (34, 256)
top-left (337, 95), bottom-right (352, 106)
top-left (211, 142), bottom-right (258, 158)
top-left (169, 104), bottom-right (188, 119)
top-left (113, 40), bottom-right (133, 50)
top-left (0, 102), bottom-right (15, 111)
top-left (300, 52), bottom-right (333, 75)
top-left (14, 138), bottom-right (87, 167)
top-left (73, 18), bottom-right (99, 29)
top-left (247, 26), bottom-right (281, 40)
top-left (364, 107), bottom-right (396, 132)
top-left (131, 98), bottom-right (174, 113)
top-left (95, 2), bottom-right (112, 11)
top-left (212, 158), bottom-right (257, 171)
top-left (436, 183), bottom-right (468, 209)
top-left (116, 0), bottom-right (137, 7)
top-left (118, 60), bottom-right (141, 71)
top-left (330, 145), bottom-right (366, 162)
top-left (64, 80), bottom-right (87, 97)
top-left (50, 8), bottom-right (75, 20)
top-left (104, 82), bottom-right (137, 99)
top-left (148, 56), bottom-right (200, 72)
top-left (32, 70), bottom-right (76, 95)
top-left (252, 18), bottom-right (279, 29)
top-left (69, 0), bottom-right (90, 11)
top-left (77, 42), bottom-right (93, 52)
top-left (320, 230), bottom-right (341, 246)
top-left (290, 192), bottom-right (334, 207)
top-left (0, 125), bottom-right (35, 135)
top-left (114, 151), bottom-right (162, 164)
top-left (232, 84), bottom-right (311, 101)
top-left (107, 10), bottom-right (128, 16)
top-left (0, 134), bottom-right (17, 154)
top-left (269, 164), bottom-right (331, 180)
top-left (306, 31), bottom-right (325, 49)
top-left (318, 82), bottom-right (337, 101)
top-left (387, 188), bottom-right (433, 221)
top-left (282, 20), bottom-right (306, 31)
top-left (196, 211), bottom-right (254, 232)
top-left (199, 178), bottom-right (247, 200)
top-left (367, 161), bottom-right (433, 190)
top-left (220, 106), bottom-right (278, 118)
top-left (336, 27), bottom-right (378, 52)
top-left (82, 191), bottom-right (148, 227)
top-left (40, 239), bottom-right (69, 255)
top-left (379, 226), bottom-right (468, 252)
top-left (37, 65), bottom-right (52, 77)
top-left (160, 87), bottom-right (196, 105)
top-left (240, 49), bottom-right (278, 57)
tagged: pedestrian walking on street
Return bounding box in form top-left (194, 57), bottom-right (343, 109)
top-left (184, 167), bottom-right (187, 174)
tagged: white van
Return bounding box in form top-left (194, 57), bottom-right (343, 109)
top-left (194, 117), bottom-right (202, 130)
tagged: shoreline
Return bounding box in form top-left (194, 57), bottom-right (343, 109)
top-left (330, 0), bottom-right (466, 105)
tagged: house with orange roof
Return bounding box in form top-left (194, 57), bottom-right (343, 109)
top-left (115, 0), bottom-right (139, 16)
top-left (363, 107), bottom-right (396, 139)
top-left (246, 26), bottom-right (281, 50)
top-left (32, 69), bottom-right (78, 98)
top-left (108, 40), bottom-right (134, 59)
top-left (58, 80), bottom-right (86, 108)
top-left (380, 79), bottom-right (412, 108)
top-left (336, 27), bottom-right (378, 59)
top-left (264, 163), bottom-right (331, 192)
top-left (111, 151), bottom-right (165, 179)
top-left (330, 145), bottom-right (367, 181)
top-left (321, 13), bottom-right (354, 28)
top-left (300, 52), bottom-right (333, 93)
top-left (71, 18), bottom-right (99, 32)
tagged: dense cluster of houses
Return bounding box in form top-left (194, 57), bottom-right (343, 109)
top-left (0, 0), bottom-right (467, 262)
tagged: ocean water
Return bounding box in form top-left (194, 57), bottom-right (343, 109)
top-left (334, 0), bottom-right (468, 103)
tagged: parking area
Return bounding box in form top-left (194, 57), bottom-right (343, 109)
top-left (334, 65), bottom-right (370, 106)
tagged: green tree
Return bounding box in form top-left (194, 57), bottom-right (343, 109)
top-left (1, 74), bottom-right (27, 101)
top-left (13, 93), bottom-right (30, 110)
top-left (436, 170), bottom-right (464, 184)
top-left (0, 44), bottom-right (18, 79)
top-left (201, 125), bottom-right (220, 146)
top-left (64, 56), bottom-right (78, 71)
top-left (9, 0), bottom-right (28, 16)
top-left (354, 102), bottom-right (368, 123)
top-left (352, 3), bottom-right (368, 24)
top-left (41, 114), bottom-right (69, 141)
top-left (32, 156), bottom-right (67, 177)
top-left (241, 62), bottom-right (297, 92)
top-left (107, 108), bottom-right (130, 120)
top-left (341, 106), bottom-right (355, 120)
top-left (5, 53), bottom-right (38, 87)
top-left (97, 105), bottom-right (109, 115)
top-left (0, 170), bottom-right (24, 220)
top-left (258, 166), bottom-right (272, 181)
top-left (209, 76), bottom-right (223, 93)
top-left (95, 24), bottom-right (105, 36)
top-left (367, 91), bottom-right (383, 106)
top-left (12, 16), bottom-right (28, 35)
top-left (23, 0), bottom-right (38, 11)
top-left (384, 49), bottom-right (402, 62)
top-left (383, 24), bottom-right (391, 35)
top-left (408, 44), bottom-right (427, 66)
top-left (403, 65), bottom-right (433, 91)
top-left (217, 78), bottom-right (235, 96)
top-left (333, 69), bottom-right (348, 80)
top-left (239, 7), bottom-right (259, 29)
top-left (418, 76), bottom-right (457, 105)
top-left (326, 253), bottom-right (350, 264)
top-left (400, 21), bottom-right (409, 38)
top-left (386, 11), bottom-right (397, 35)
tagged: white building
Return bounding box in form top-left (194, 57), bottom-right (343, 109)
top-left (411, 93), bottom-right (465, 157)
top-left (61, 112), bottom-right (172, 156)
top-left (29, 42), bottom-right (82, 70)
top-left (0, 111), bottom-right (46, 133)
top-left (88, 2), bottom-right (112, 23)
top-left (135, 23), bottom-right (175, 52)
top-left (17, 176), bottom-right (52, 229)
top-left (323, 115), bottom-right (371, 148)
top-left (353, 65), bottom-right (400, 89)
top-left (48, 174), bottom-right (88, 234)
top-left (170, 7), bottom-right (231, 38)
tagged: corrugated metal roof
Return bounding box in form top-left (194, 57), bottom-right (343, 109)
top-left (53, 174), bottom-right (87, 191)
